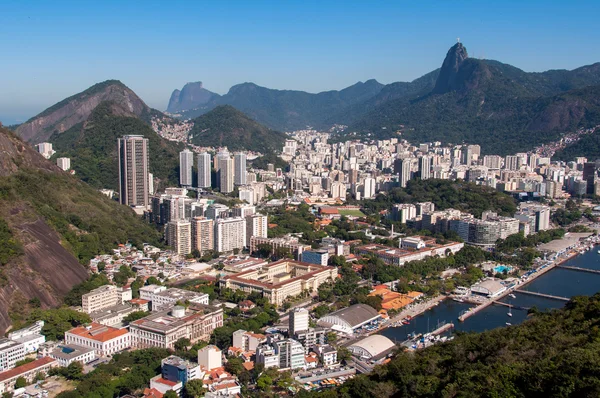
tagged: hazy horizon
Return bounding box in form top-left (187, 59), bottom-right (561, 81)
top-left (2, 0), bottom-right (599, 125)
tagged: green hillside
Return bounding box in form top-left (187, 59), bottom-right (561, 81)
top-left (300, 293), bottom-right (600, 398)
top-left (347, 45), bottom-right (600, 155)
top-left (50, 101), bottom-right (184, 191)
top-left (188, 105), bottom-right (287, 153)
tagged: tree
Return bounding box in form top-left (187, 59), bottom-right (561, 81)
top-left (174, 338), bottom-right (191, 352)
top-left (65, 361), bottom-right (84, 380)
top-left (256, 374), bottom-right (273, 391)
top-left (225, 357), bottom-right (244, 375)
top-left (337, 347), bottom-right (352, 363)
top-left (14, 377), bottom-right (27, 389)
top-left (164, 391), bottom-right (179, 398)
top-left (123, 311), bottom-right (149, 325)
top-left (182, 379), bottom-right (206, 398)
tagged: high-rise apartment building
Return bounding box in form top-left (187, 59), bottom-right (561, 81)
top-left (214, 217), bottom-right (246, 253)
top-left (419, 156), bottom-right (431, 180)
top-left (245, 214), bottom-right (268, 247)
top-left (191, 217), bottom-right (214, 254)
top-left (504, 155), bottom-right (520, 171)
top-left (56, 157), bottom-right (71, 171)
top-left (167, 220), bottom-right (192, 255)
top-left (218, 156), bottom-right (235, 194)
top-left (118, 135), bottom-right (149, 207)
top-left (395, 158), bottom-right (411, 188)
top-left (289, 308), bottom-right (309, 336)
top-left (179, 149), bottom-right (194, 187)
top-left (234, 152), bottom-right (247, 185)
top-left (197, 152), bottom-right (212, 188)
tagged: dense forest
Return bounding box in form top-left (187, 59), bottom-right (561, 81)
top-left (189, 105), bottom-right (287, 153)
top-left (300, 292), bottom-right (600, 398)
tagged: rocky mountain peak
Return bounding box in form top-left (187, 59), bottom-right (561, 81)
top-left (433, 42), bottom-right (470, 94)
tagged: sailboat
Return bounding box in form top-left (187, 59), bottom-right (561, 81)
top-left (507, 300), bottom-right (513, 317)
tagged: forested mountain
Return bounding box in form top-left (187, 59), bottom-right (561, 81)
top-left (347, 44), bottom-right (600, 155)
top-left (0, 125), bottom-right (161, 331)
top-left (300, 293), bottom-right (600, 398)
top-left (50, 101), bottom-right (184, 191)
top-left (174, 79), bottom-right (385, 131)
top-left (171, 43), bottom-right (600, 155)
top-left (167, 81), bottom-right (220, 113)
top-left (188, 105), bottom-right (287, 153)
top-left (16, 80), bottom-right (163, 144)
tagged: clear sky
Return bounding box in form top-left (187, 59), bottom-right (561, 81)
top-left (1, 0), bottom-right (599, 124)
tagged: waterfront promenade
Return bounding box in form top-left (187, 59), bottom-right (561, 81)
top-left (458, 250), bottom-right (579, 322)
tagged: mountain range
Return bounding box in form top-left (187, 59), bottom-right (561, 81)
top-left (167, 81), bottom-right (220, 113)
top-left (0, 125), bottom-right (162, 331)
top-left (167, 43), bottom-right (600, 155)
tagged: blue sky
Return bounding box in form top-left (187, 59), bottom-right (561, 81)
top-left (1, 0), bottom-right (599, 124)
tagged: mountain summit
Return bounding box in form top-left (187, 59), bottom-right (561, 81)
top-left (167, 81), bottom-right (220, 113)
top-left (433, 42), bottom-right (471, 94)
top-left (16, 80), bottom-right (154, 144)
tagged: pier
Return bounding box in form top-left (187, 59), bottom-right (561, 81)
top-left (557, 265), bottom-right (600, 275)
top-left (431, 322), bottom-right (454, 335)
top-left (493, 301), bottom-right (530, 311)
top-left (515, 289), bottom-right (569, 301)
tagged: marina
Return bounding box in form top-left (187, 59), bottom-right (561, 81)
top-left (379, 242), bottom-right (600, 344)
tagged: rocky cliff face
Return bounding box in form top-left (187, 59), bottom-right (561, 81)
top-left (0, 127), bottom-right (89, 331)
top-left (16, 80), bottom-right (151, 144)
top-left (166, 81), bottom-right (219, 113)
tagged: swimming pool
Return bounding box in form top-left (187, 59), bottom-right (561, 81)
top-left (493, 265), bottom-right (513, 273)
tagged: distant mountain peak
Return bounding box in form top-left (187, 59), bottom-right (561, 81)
top-left (166, 82), bottom-right (219, 113)
top-left (433, 42), bottom-right (470, 94)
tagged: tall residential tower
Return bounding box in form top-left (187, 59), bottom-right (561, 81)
top-left (118, 135), bottom-right (149, 207)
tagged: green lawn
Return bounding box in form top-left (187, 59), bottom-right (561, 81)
top-left (338, 209), bottom-right (365, 217)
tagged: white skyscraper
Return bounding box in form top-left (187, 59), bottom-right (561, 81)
top-left (289, 308), bottom-right (309, 336)
top-left (56, 157), bottom-right (71, 171)
top-left (398, 158), bottom-right (411, 188)
top-left (214, 217), bottom-right (246, 253)
top-left (419, 156), bottom-right (431, 180)
top-left (234, 152), bottom-right (247, 185)
top-left (179, 149), bottom-right (194, 187)
top-left (219, 156), bottom-right (234, 194)
top-left (197, 152), bottom-right (211, 188)
top-left (363, 177), bottom-right (376, 199)
top-left (245, 214), bottom-right (268, 246)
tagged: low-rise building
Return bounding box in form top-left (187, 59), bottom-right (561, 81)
top-left (0, 339), bottom-right (25, 371)
top-left (130, 304), bottom-right (223, 350)
top-left (141, 286), bottom-right (209, 312)
top-left (82, 285), bottom-right (120, 314)
top-left (161, 355), bottom-right (201, 385)
top-left (0, 357), bottom-right (57, 394)
top-left (49, 344), bottom-right (96, 367)
top-left (317, 304), bottom-right (380, 336)
top-left (7, 321), bottom-right (45, 354)
top-left (89, 304), bottom-right (137, 327)
top-left (65, 323), bottom-right (131, 357)
top-left (219, 260), bottom-right (337, 306)
top-left (356, 237), bottom-right (463, 267)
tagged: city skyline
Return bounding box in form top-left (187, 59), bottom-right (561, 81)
top-left (2, 0), bottom-right (600, 124)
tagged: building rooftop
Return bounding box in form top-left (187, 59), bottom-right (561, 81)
top-left (0, 357), bottom-right (56, 383)
top-left (319, 304), bottom-right (380, 328)
top-left (222, 260), bottom-right (335, 290)
top-left (131, 304), bottom-right (222, 333)
top-left (67, 323), bottom-right (129, 342)
top-left (348, 335), bottom-right (396, 358)
top-left (50, 344), bottom-right (95, 361)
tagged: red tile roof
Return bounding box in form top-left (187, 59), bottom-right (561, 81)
top-left (143, 388), bottom-right (164, 398)
top-left (0, 357), bottom-right (56, 383)
top-left (154, 377), bottom-right (177, 387)
top-left (67, 322), bottom-right (129, 342)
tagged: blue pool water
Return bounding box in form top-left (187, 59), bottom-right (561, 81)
top-left (493, 265), bottom-right (512, 273)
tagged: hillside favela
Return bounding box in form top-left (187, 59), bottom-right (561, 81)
top-left (2, 2), bottom-right (600, 397)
